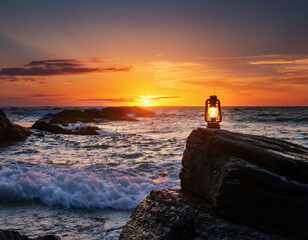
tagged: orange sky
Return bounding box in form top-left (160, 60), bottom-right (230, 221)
top-left (0, 55), bottom-right (307, 106)
top-left (0, 1), bottom-right (307, 106)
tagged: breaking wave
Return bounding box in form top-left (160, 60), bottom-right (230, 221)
top-left (0, 166), bottom-right (176, 210)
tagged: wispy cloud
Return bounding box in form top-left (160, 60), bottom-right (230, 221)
top-left (78, 95), bottom-right (178, 103)
top-left (29, 94), bottom-right (65, 97)
top-left (249, 58), bottom-right (308, 65)
top-left (0, 76), bottom-right (46, 84)
top-left (89, 58), bottom-right (105, 63)
top-left (99, 67), bottom-right (131, 72)
top-left (139, 55), bottom-right (308, 97)
top-left (149, 96), bottom-right (179, 100)
top-left (0, 67), bottom-right (99, 76)
top-left (25, 59), bottom-right (82, 67)
top-left (0, 59), bottom-right (132, 76)
top-left (78, 98), bottom-right (137, 102)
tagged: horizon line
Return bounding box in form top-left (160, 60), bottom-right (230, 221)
top-left (1, 105), bottom-right (308, 108)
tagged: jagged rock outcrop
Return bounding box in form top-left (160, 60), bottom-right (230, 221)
top-left (0, 230), bottom-right (60, 240)
top-left (121, 128), bottom-right (308, 239)
top-left (31, 106), bottom-right (155, 135)
top-left (119, 189), bottom-right (286, 240)
top-left (31, 121), bottom-right (100, 135)
top-left (180, 128), bottom-right (308, 239)
top-left (0, 110), bottom-right (31, 144)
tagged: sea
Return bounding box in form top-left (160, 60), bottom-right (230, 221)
top-left (0, 106), bottom-right (307, 239)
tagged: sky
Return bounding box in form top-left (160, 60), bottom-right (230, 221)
top-left (0, 0), bottom-right (307, 106)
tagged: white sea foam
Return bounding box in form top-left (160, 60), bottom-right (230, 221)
top-left (96, 130), bottom-right (119, 135)
top-left (58, 123), bottom-right (94, 130)
top-left (58, 123), bottom-right (119, 135)
top-left (127, 113), bottom-right (136, 118)
top-left (0, 166), bottom-right (176, 210)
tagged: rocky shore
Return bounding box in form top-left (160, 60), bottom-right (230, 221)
top-left (120, 128), bottom-right (308, 239)
top-left (0, 110), bottom-right (31, 144)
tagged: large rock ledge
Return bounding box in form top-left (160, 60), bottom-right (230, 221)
top-left (119, 189), bottom-right (285, 240)
top-left (121, 128), bottom-right (308, 239)
top-left (0, 230), bottom-right (60, 240)
top-left (0, 110), bottom-right (31, 144)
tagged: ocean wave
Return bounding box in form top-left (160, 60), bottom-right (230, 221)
top-left (0, 166), bottom-right (176, 210)
top-left (57, 123), bottom-right (120, 136)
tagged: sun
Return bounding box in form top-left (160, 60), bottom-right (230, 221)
top-left (144, 100), bottom-right (149, 105)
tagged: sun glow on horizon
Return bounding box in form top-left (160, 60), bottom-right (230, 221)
top-left (144, 99), bottom-right (149, 105)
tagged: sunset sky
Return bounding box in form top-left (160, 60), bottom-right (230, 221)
top-left (0, 0), bottom-right (307, 106)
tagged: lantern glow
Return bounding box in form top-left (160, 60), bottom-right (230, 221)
top-left (205, 95), bottom-right (222, 129)
top-left (208, 107), bottom-right (218, 119)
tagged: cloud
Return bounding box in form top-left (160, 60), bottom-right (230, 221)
top-left (249, 58), bottom-right (308, 65)
top-left (89, 58), bottom-right (105, 63)
top-left (0, 66), bottom-right (99, 76)
top-left (78, 95), bottom-right (178, 103)
top-left (29, 94), bottom-right (64, 97)
top-left (99, 67), bottom-right (132, 72)
top-left (25, 59), bottom-right (81, 67)
top-left (139, 55), bottom-right (308, 95)
top-left (247, 56), bottom-right (308, 84)
top-left (27, 93), bottom-right (73, 102)
top-left (78, 98), bottom-right (137, 102)
top-left (271, 76), bottom-right (308, 85)
top-left (0, 76), bottom-right (45, 84)
top-left (150, 96), bottom-right (179, 100)
top-left (0, 59), bottom-right (131, 76)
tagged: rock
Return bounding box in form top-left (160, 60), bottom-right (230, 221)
top-left (180, 128), bottom-right (308, 239)
top-left (119, 189), bottom-right (286, 240)
top-left (0, 230), bottom-right (28, 240)
top-left (0, 110), bottom-right (31, 144)
top-left (31, 121), bottom-right (100, 135)
top-left (31, 106), bottom-right (155, 135)
top-left (48, 106), bottom-right (154, 124)
top-left (0, 230), bottom-right (60, 240)
top-left (34, 236), bottom-right (60, 240)
top-left (121, 128), bottom-right (308, 239)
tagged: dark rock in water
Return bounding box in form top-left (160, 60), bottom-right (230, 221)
top-left (0, 110), bottom-right (31, 144)
top-left (0, 230), bottom-right (28, 240)
top-left (34, 236), bottom-right (60, 240)
top-left (48, 106), bottom-right (154, 124)
top-left (31, 106), bottom-right (155, 135)
top-left (31, 121), bottom-right (100, 135)
top-left (0, 230), bottom-right (60, 240)
top-left (119, 189), bottom-right (286, 240)
top-left (180, 128), bottom-right (308, 239)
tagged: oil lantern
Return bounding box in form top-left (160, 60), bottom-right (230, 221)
top-left (205, 95), bottom-right (222, 129)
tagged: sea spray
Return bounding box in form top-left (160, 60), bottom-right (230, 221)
top-left (0, 166), bottom-right (177, 209)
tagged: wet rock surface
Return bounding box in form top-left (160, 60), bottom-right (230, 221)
top-left (119, 189), bottom-right (286, 240)
top-left (0, 230), bottom-right (60, 240)
top-left (31, 106), bottom-right (155, 135)
top-left (121, 128), bottom-right (308, 239)
top-left (0, 110), bottom-right (31, 144)
top-left (180, 128), bottom-right (308, 239)
top-left (31, 121), bottom-right (100, 135)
